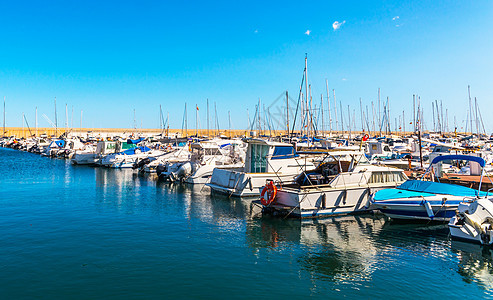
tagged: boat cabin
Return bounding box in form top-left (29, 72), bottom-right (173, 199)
top-left (244, 139), bottom-right (298, 173)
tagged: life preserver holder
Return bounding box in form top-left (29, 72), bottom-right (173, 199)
top-left (260, 181), bottom-right (278, 206)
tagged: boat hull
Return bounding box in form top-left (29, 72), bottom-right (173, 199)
top-left (262, 185), bottom-right (396, 218)
top-left (207, 168), bottom-right (298, 197)
top-left (371, 198), bottom-right (462, 221)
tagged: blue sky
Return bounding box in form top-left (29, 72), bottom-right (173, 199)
top-left (0, 0), bottom-right (492, 132)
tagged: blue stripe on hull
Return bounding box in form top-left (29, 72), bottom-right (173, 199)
top-left (373, 200), bottom-right (463, 206)
top-left (380, 208), bottom-right (456, 219)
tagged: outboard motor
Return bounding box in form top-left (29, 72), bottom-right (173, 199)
top-left (133, 157), bottom-right (151, 170)
top-left (156, 164), bottom-right (167, 178)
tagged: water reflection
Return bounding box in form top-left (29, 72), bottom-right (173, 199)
top-left (88, 166), bottom-right (493, 293)
top-left (246, 215), bottom-right (385, 282)
top-left (452, 241), bottom-right (493, 292)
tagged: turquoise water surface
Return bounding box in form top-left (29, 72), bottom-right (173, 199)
top-left (0, 147), bottom-right (492, 299)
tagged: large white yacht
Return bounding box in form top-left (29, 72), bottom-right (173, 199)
top-left (258, 151), bottom-right (408, 218)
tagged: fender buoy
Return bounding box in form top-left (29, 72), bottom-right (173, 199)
top-left (260, 181), bottom-right (278, 206)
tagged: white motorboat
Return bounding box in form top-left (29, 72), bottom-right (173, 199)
top-left (207, 138), bottom-right (317, 197)
top-left (101, 146), bottom-right (165, 168)
top-left (158, 139), bottom-right (245, 184)
top-left (71, 140), bottom-right (118, 165)
top-left (258, 151), bottom-right (407, 218)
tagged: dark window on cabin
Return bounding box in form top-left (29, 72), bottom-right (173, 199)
top-left (271, 146), bottom-right (296, 160)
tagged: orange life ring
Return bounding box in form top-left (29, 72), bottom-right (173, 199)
top-left (260, 181), bottom-right (277, 206)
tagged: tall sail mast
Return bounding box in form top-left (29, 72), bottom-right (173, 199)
top-left (320, 94), bottom-right (324, 136)
top-left (304, 54), bottom-right (309, 137)
top-left (3, 96), bottom-right (5, 136)
top-left (325, 79), bottom-right (331, 133)
top-left (207, 98), bottom-right (209, 137)
top-left (54, 97), bottom-right (57, 137)
top-left (333, 89), bottom-right (338, 133)
top-left (359, 98), bottom-right (363, 132)
top-left (468, 85), bottom-right (473, 135)
top-left (286, 91), bottom-right (289, 137)
top-left (35, 106), bottom-right (38, 137)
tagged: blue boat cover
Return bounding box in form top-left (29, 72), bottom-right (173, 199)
top-left (54, 140), bottom-right (65, 148)
top-left (430, 154), bottom-right (485, 167)
top-left (127, 137), bottom-right (145, 145)
top-left (373, 188), bottom-right (436, 201)
top-left (121, 146), bottom-right (151, 155)
top-left (373, 180), bottom-right (485, 201)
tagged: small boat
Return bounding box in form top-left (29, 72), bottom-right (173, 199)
top-left (370, 154), bottom-right (487, 221)
top-left (449, 198), bottom-right (493, 245)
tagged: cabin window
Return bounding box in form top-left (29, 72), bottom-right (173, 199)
top-left (368, 171), bottom-right (406, 184)
top-left (250, 144), bottom-right (269, 173)
top-left (106, 143), bottom-right (116, 150)
top-left (203, 149), bottom-right (221, 156)
top-left (271, 146), bottom-right (296, 160)
top-left (121, 143), bottom-right (136, 150)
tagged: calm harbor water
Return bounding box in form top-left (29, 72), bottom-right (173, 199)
top-left (0, 147), bottom-right (492, 299)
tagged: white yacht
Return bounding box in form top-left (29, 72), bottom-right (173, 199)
top-left (207, 139), bottom-right (317, 197)
top-left (258, 151), bottom-right (407, 218)
top-left (71, 140), bottom-right (118, 165)
top-left (101, 146), bottom-right (165, 168)
top-left (159, 139), bottom-right (245, 184)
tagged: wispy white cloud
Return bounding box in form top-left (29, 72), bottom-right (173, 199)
top-left (392, 16), bottom-right (399, 21)
top-left (304, 30), bottom-right (311, 35)
top-left (254, 29), bottom-right (259, 34)
top-left (332, 20), bottom-right (346, 31)
top-left (342, 78), bottom-right (347, 81)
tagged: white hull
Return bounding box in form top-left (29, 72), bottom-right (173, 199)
top-left (184, 164), bottom-right (243, 185)
top-left (71, 153), bottom-right (99, 165)
top-left (448, 199), bottom-right (493, 245)
top-left (208, 168), bottom-right (298, 197)
top-left (449, 218), bottom-right (484, 244)
top-left (266, 184), bottom-right (396, 218)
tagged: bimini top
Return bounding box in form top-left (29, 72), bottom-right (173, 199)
top-left (373, 180), bottom-right (485, 201)
top-left (430, 154), bottom-right (485, 168)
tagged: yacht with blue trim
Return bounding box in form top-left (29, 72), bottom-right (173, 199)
top-left (369, 155), bottom-right (487, 221)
